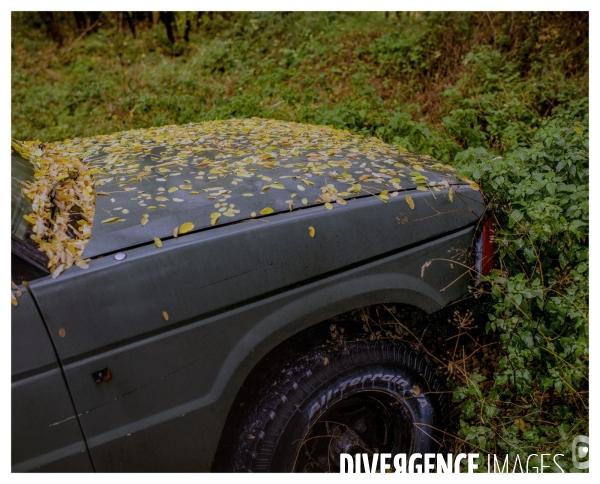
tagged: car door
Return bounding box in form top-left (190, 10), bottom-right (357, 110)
top-left (11, 286), bottom-right (94, 472)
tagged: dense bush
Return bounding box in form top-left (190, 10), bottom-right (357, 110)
top-left (12, 11), bottom-right (588, 471)
top-left (453, 114), bottom-right (588, 472)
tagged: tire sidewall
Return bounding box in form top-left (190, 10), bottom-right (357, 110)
top-left (265, 359), bottom-right (443, 471)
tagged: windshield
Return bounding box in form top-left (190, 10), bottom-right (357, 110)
top-left (11, 151), bottom-right (35, 240)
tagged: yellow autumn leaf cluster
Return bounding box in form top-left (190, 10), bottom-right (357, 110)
top-left (12, 139), bottom-right (94, 277)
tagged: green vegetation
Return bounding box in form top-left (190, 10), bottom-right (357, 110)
top-left (12, 11), bottom-right (588, 471)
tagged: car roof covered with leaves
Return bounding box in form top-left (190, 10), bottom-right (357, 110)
top-left (13, 117), bottom-right (473, 275)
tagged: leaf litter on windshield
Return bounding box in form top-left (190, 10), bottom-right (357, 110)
top-left (12, 117), bottom-right (466, 278)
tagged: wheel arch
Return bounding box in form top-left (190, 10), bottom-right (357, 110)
top-left (210, 272), bottom-right (446, 470)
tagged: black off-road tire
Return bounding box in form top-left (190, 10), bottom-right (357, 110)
top-left (224, 339), bottom-right (448, 472)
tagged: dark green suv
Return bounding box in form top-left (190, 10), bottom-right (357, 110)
top-left (11, 118), bottom-right (492, 472)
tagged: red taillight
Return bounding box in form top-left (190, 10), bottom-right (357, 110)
top-left (475, 217), bottom-right (494, 278)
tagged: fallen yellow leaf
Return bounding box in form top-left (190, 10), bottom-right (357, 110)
top-left (405, 195), bottom-right (415, 210)
top-left (162, 311), bottom-right (169, 321)
top-left (325, 202), bottom-right (333, 210)
top-left (154, 237), bottom-right (162, 248)
top-left (180, 222), bottom-right (195, 234)
top-left (260, 207), bottom-right (274, 215)
top-left (309, 226), bottom-right (315, 237)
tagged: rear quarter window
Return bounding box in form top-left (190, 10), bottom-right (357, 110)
top-left (11, 151), bottom-right (35, 240)
top-left (11, 150), bottom-right (49, 283)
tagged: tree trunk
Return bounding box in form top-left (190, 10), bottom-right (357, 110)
top-left (124, 11), bottom-right (136, 38)
top-left (183, 14), bottom-right (191, 42)
top-left (38, 12), bottom-right (64, 47)
top-left (73, 12), bottom-right (87, 32)
top-left (159, 11), bottom-right (177, 44)
top-left (88, 12), bottom-right (101, 28)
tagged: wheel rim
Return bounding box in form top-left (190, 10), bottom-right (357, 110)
top-left (293, 391), bottom-right (414, 472)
